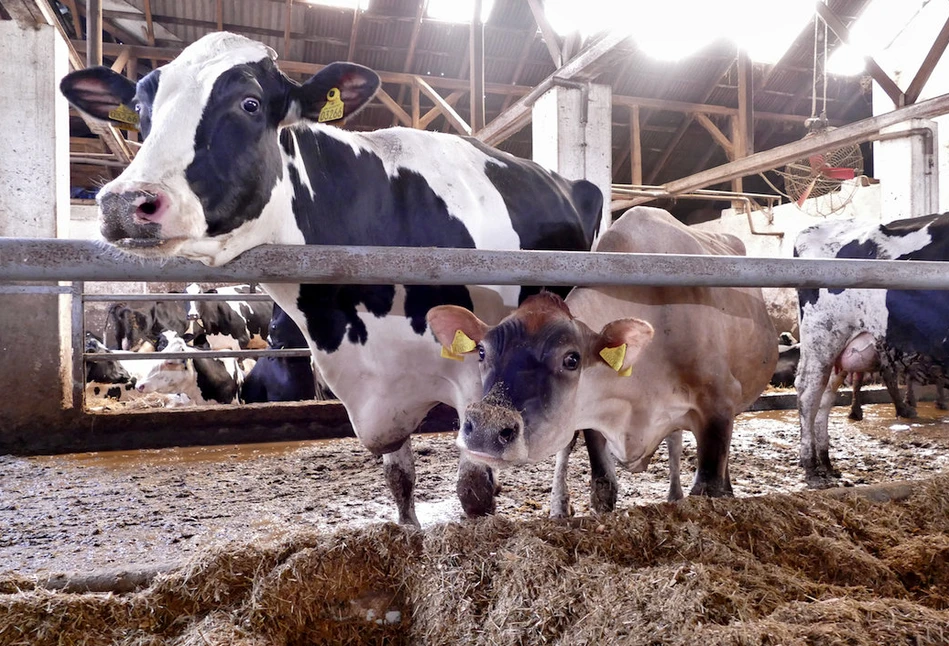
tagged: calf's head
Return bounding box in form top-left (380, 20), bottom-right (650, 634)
top-left (427, 293), bottom-right (654, 465)
top-left (60, 32), bottom-right (379, 264)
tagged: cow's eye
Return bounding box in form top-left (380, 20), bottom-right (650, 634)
top-left (242, 97), bottom-right (260, 113)
top-left (134, 103), bottom-right (142, 113)
top-left (563, 352), bottom-right (580, 371)
top-left (477, 344), bottom-right (485, 362)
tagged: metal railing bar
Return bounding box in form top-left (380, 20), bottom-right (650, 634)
top-left (82, 293), bottom-right (274, 302)
top-left (3, 238), bottom-right (949, 290)
top-left (0, 285), bottom-right (74, 295)
top-left (85, 348), bottom-right (312, 361)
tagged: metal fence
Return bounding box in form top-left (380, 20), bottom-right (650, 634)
top-left (2, 237), bottom-right (949, 413)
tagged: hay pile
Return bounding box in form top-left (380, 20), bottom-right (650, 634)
top-left (4, 475), bottom-right (949, 645)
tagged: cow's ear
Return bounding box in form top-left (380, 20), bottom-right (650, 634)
top-left (594, 318), bottom-right (654, 377)
top-left (426, 306), bottom-right (488, 361)
top-left (60, 67), bottom-right (139, 129)
top-left (297, 62), bottom-right (380, 124)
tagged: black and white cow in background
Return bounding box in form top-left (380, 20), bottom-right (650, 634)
top-left (136, 331), bottom-right (245, 404)
top-left (60, 32), bottom-right (603, 526)
top-left (795, 213), bottom-right (949, 488)
top-left (185, 284), bottom-right (273, 350)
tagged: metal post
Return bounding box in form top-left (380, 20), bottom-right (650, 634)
top-left (70, 281), bottom-right (85, 410)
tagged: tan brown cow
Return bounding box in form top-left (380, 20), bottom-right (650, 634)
top-left (427, 207), bottom-right (777, 513)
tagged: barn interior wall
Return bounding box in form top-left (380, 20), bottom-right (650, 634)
top-left (692, 183), bottom-right (882, 337)
top-left (870, 0), bottom-right (949, 215)
top-left (0, 20), bottom-right (74, 436)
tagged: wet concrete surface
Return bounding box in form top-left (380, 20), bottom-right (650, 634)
top-left (2, 401), bottom-right (948, 577)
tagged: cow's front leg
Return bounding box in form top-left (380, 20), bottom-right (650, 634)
top-left (666, 431), bottom-right (684, 502)
top-left (584, 429), bottom-right (618, 514)
top-left (690, 416), bottom-right (733, 497)
top-left (549, 432), bottom-right (579, 518)
top-left (456, 455), bottom-right (497, 518)
top-left (382, 440), bottom-right (419, 527)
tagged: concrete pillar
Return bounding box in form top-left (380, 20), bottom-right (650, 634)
top-left (873, 119), bottom-right (939, 223)
top-left (532, 82), bottom-right (612, 236)
top-left (0, 20), bottom-right (74, 437)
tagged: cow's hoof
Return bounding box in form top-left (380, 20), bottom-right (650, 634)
top-left (848, 409), bottom-right (863, 421)
top-left (938, 401), bottom-right (949, 411)
top-left (589, 476), bottom-right (617, 514)
top-left (897, 406), bottom-right (918, 419)
top-left (688, 481), bottom-right (734, 497)
top-left (804, 471), bottom-right (839, 489)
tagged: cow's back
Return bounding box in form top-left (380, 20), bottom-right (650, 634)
top-left (569, 207), bottom-right (776, 433)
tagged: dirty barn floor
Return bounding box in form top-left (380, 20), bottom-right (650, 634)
top-left (2, 401), bottom-right (949, 577)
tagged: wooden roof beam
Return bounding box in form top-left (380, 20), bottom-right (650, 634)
top-left (645, 56), bottom-right (736, 184)
top-left (526, 0), bottom-right (561, 66)
top-left (663, 91), bottom-right (949, 195)
top-left (905, 16), bottom-right (949, 105)
top-left (694, 113), bottom-right (734, 158)
top-left (417, 78), bottom-right (471, 135)
top-left (816, 2), bottom-right (904, 107)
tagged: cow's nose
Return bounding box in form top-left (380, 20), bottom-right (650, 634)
top-left (98, 188), bottom-right (168, 225)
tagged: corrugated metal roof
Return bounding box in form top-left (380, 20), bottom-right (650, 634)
top-left (72, 0), bottom-right (880, 194)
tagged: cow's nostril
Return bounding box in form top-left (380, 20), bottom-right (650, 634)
top-left (498, 426), bottom-right (517, 444)
top-left (138, 198), bottom-right (159, 216)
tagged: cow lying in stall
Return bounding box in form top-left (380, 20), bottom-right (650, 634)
top-left (60, 31), bottom-right (602, 526)
top-left (795, 213), bottom-right (949, 488)
top-left (427, 207), bottom-right (778, 514)
top-left (136, 330), bottom-right (247, 404)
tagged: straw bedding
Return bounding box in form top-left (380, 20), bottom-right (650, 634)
top-left (3, 474), bottom-right (949, 645)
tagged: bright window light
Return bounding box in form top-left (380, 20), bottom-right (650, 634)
top-left (545, 0), bottom-right (818, 64)
top-left (827, 0), bottom-right (927, 75)
top-left (304, 0), bottom-right (371, 9)
top-left (426, 0), bottom-right (495, 23)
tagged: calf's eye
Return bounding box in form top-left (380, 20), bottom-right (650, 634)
top-left (242, 98), bottom-right (260, 113)
top-left (477, 344), bottom-right (485, 362)
top-left (563, 352), bottom-right (580, 371)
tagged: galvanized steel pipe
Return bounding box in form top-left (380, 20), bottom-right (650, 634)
top-left (2, 238), bottom-right (949, 290)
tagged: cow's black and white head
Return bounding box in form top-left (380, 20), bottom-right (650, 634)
top-left (60, 32), bottom-right (379, 265)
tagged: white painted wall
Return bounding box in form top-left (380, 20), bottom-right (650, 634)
top-left (870, 0), bottom-right (949, 214)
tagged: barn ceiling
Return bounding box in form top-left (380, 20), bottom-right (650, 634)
top-left (49, 0), bottom-right (880, 203)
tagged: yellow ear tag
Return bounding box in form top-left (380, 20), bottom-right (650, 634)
top-left (318, 87), bottom-right (345, 123)
top-left (108, 103), bottom-right (140, 131)
top-left (599, 344), bottom-right (631, 376)
top-left (439, 329), bottom-right (476, 361)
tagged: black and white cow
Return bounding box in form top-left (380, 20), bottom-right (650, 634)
top-left (795, 213), bottom-right (949, 487)
top-left (185, 284), bottom-right (272, 350)
top-left (105, 299), bottom-right (189, 351)
top-left (60, 32), bottom-right (602, 526)
top-left (84, 332), bottom-right (137, 400)
top-left (241, 303), bottom-right (317, 403)
top-left (136, 331), bottom-right (244, 404)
